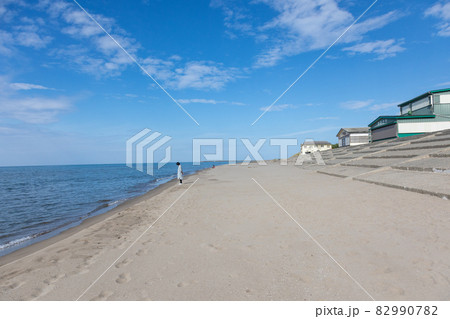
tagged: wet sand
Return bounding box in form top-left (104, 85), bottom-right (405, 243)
top-left (1, 164), bottom-right (449, 300)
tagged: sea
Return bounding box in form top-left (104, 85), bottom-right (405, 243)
top-left (0, 162), bottom-right (224, 257)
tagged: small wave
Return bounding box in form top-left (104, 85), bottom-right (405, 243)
top-left (0, 236), bottom-right (33, 250)
top-left (97, 199), bottom-right (111, 203)
top-left (156, 175), bottom-right (176, 182)
top-left (89, 203), bottom-right (109, 214)
top-left (108, 199), bottom-right (125, 206)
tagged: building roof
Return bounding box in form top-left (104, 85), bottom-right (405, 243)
top-left (336, 127), bottom-right (369, 136)
top-left (398, 88), bottom-right (450, 107)
top-left (368, 115), bottom-right (436, 129)
top-left (302, 140), bottom-right (332, 145)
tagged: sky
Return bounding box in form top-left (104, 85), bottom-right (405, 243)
top-left (1, 0), bottom-right (450, 166)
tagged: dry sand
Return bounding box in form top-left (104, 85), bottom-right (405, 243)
top-left (0, 164), bottom-right (449, 301)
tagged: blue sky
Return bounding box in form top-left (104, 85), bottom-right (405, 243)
top-left (1, 0), bottom-right (450, 166)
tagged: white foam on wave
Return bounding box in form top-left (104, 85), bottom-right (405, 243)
top-left (108, 199), bottom-right (125, 206)
top-left (0, 235), bottom-right (33, 250)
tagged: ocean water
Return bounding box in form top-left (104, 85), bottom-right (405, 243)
top-left (0, 162), bottom-right (223, 257)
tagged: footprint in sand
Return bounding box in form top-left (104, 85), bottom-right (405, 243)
top-left (177, 281), bottom-right (188, 288)
top-left (90, 290), bottom-right (113, 301)
top-left (113, 241), bottom-right (127, 249)
top-left (115, 258), bottom-right (132, 269)
top-left (201, 243), bottom-right (221, 252)
top-left (43, 274), bottom-right (65, 285)
top-left (136, 249), bottom-right (148, 256)
top-left (142, 239), bottom-right (153, 245)
top-left (31, 274), bottom-right (64, 300)
top-left (116, 273), bottom-right (131, 284)
top-left (2, 281), bottom-right (26, 290)
top-left (83, 255), bottom-right (98, 266)
top-left (34, 256), bottom-right (45, 263)
top-left (49, 257), bottom-right (64, 264)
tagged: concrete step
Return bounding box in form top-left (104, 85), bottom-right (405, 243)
top-left (395, 141), bottom-right (450, 150)
top-left (354, 169), bottom-right (450, 199)
top-left (365, 154), bottom-right (416, 159)
top-left (317, 165), bottom-right (377, 178)
top-left (387, 147), bottom-right (449, 157)
top-left (436, 129), bottom-right (450, 136)
top-left (345, 157), bottom-right (409, 167)
top-left (323, 159), bottom-right (352, 165)
top-left (335, 155), bottom-right (360, 159)
top-left (296, 165), bottom-right (325, 171)
top-left (411, 136), bottom-right (450, 144)
top-left (342, 163), bottom-right (382, 169)
top-left (430, 149), bottom-right (450, 158)
top-left (398, 133), bottom-right (434, 141)
top-left (391, 157), bottom-right (450, 173)
top-left (352, 150), bottom-right (379, 154)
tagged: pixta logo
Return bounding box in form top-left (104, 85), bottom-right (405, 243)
top-left (127, 129), bottom-right (326, 175)
top-left (126, 129), bottom-right (172, 176)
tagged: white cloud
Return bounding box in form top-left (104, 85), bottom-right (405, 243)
top-left (173, 61), bottom-right (237, 90)
top-left (0, 77), bottom-right (71, 124)
top-left (0, 126), bottom-right (23, 135)
top-left (0, 3), bottom-right (52, 55)
top-left (247, 0), bottom-right (401, 67)
top-left (10, 82), bottom-right (54, 90)
top-left (0, 30), bottom-right (13, 55)
top-left (340, 100), bottom-right (374, 110)
top-left (370, 102), bottom-right (400, 111)
top-left (0, 0), bottom-right (25, 22)
top-left (0, 96), bottom-right (72, 124)
top-left (343, 39), bottom-right (405, 60)
top-left (39, 0), bottom-right (136, 77)
top-left (13, 23), bottom-right (52, 49)
top-left (39, 1), bottom-right (239, 89)
top-left (425, 1), bottom-right (450, 36)
top-left (142, 59), bottom-right (239, 90)
top-left (437, 81), bottom-right (450, 87)
top-left (259, 103), bottom-right (297, 112)
top-left (340, 99), bottom-right (400, 111)
top-left (141, 57), bottom-right (176, 82)
top-left (308, 116), bottom-right (339, 121)
top-left (210, 0), bottom-right (255, 39)
top-left (177, 98), bottom-right (245, 105)
top-left (178, 98), bottom-right (224, 104)
top-left (279, 126), bottom-right (340, 137)
top-left (16, 30), bottom-right (52, 48)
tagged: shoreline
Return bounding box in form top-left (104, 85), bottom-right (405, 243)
top-left (0, 167), bottom-right (209, 268)
top-left (1, 164), bottom-right (449, 300)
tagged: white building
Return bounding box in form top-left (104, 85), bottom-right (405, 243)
top-left (301, 140), bottom-right (332, 154)
top-left (336, 128), bottom-right (370, 147)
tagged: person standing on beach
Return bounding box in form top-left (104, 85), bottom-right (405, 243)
top-left (176, 162), bottom-right (183, 184)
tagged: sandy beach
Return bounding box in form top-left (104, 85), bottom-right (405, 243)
top-left (0, 163), bottom-right (449, 301)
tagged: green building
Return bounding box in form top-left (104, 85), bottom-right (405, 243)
top-left (369, 89), bottom-right (450, 142)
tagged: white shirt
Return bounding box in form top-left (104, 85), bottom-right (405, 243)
top-left (177, 165), bottom-right (183, 179)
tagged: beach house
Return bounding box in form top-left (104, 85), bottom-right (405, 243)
top-left (369, 88), bottom-right (450, 142)
top-left (336, 128), bottom-right (370, 147)
top-left (300, 140), bottom-right (332, 154)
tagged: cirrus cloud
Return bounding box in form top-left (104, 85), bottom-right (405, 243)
top-left (343, 39), bottom-right (405, 60)
top-left (0, 76), bottom-right (71, 124)
top-left (340, 99), bottom-right (400, 112)
top-left (425, 1), bottom-right (450, 36)
top-left (142, 59), bottom-right (240, 90)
